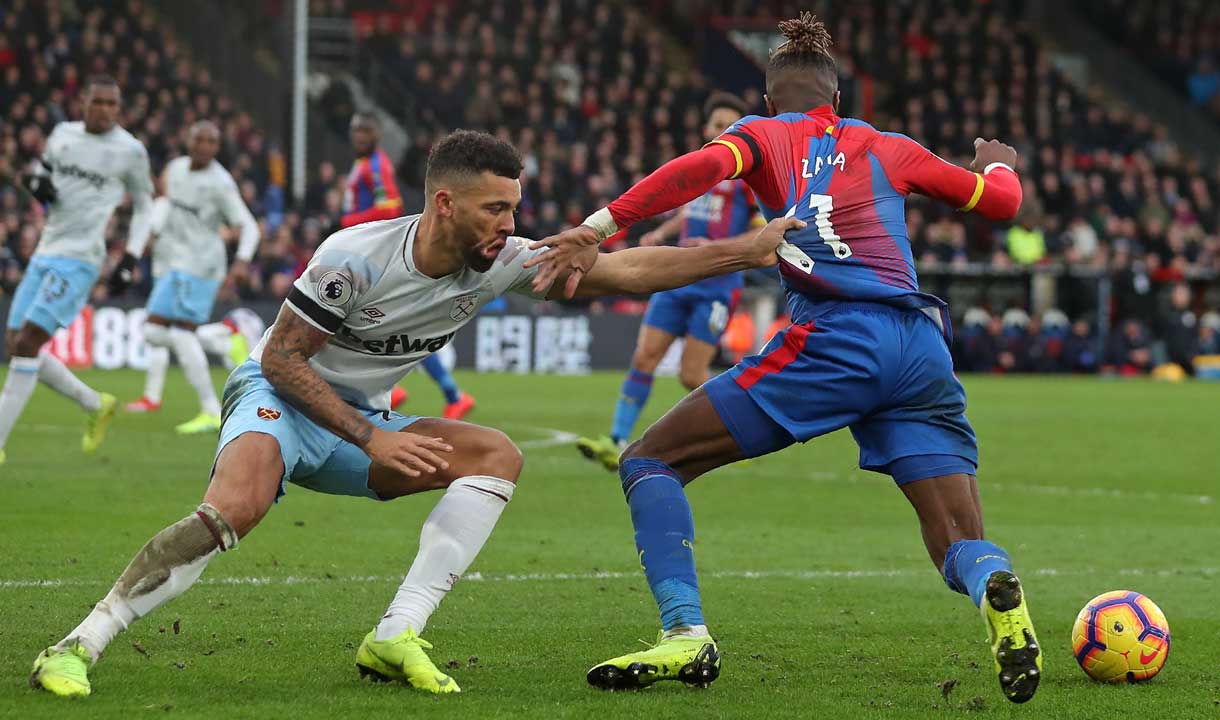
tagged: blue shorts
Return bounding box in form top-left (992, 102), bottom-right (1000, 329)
top-left (216, 361), bottom-right (420, 500)
top-left (6, 255), bottom-right (99, 333)
top-left (705, 302), bottom-right (978, 485)
top-left (147, 269), bottom-right (222, 325)
top-left (642, 287), bottom-right (740, 345)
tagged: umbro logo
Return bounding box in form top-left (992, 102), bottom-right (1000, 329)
top-left (361, 307), bottom-right (386, 324)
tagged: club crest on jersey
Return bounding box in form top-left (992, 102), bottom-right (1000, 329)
top-left (316, 270), bottom-right (353, 307)
top-left (257, 407), bottom-right (281, 421)
top-left (450, 293), bottom-right (478, 321)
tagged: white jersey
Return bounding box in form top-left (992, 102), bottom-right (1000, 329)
top-left (155, 156), bottom-right (259, 281)
top-left (250, 214), bottom-right (548, 410)
top-left (37, 121), bottom-right (154, 267)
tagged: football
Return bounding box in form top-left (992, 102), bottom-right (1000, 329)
top-left (1072, 591), bottom-right (1171, 683)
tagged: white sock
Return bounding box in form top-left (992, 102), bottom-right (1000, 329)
top-left (67, 549), bottom-right (218, 661)
top-left (0, 356), bottom-right (42, 450)
top-left (62, 504), bottom-right (237, 662)
top-left (196, 322), bottom-right (233, 358)
top-left (375, 476), bottom-right (515, 640)
top-left (662, 624), bottom-right (711, 640)
top-left (37, 350), bottom-right (101, 412)
top-left (143, 348), bottom-right (169, 403)
top-left (170, 327), bottom-right (221, 416)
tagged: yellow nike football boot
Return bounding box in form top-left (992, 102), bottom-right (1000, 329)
top-left (355, 628), bottom-right (460, 693)
top-left (30, 641), bottom-right (92, 697)
top-left (575, 435), bottom-right (624, 472)
top-left (982, 570), bottom-right (1041, 703)
top-left (82, 393), bottom-right (117, 454)
top-left (227, 331), bottom-right (250, 369)
top-left (175, 413), bottom-right (222, 435)
top-left (587, 632), bottom-right (720, 690)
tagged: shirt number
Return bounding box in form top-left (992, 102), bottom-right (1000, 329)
top-left (807, 194), bottom-right (851, 259)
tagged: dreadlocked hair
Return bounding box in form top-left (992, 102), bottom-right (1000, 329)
top-left (769, 11), bottom-right (836, 74)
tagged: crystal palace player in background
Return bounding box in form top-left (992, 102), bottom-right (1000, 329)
top-left (345, 111), bottom-right (476, 420)
top-left (528, 13), bottom-right (1042, 704)
top-left (0, 75), bottom-right (153, 465)
top-left (576, 92), bottom-right (765, 471)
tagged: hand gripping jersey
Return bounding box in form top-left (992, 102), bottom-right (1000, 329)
top-left (253, 215), bottom-right (546, 410)
top-left (155, 156), bottom-right (259, 281)
top-left (37, 121), bottom-right (154, 267)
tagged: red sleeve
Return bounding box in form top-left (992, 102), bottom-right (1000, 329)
top-left (872, 133), bottom-right (1022, 221)
top-left (606, 143), bottom-right (739, 229)
top-left (340, 204), bottom-right (403, 228)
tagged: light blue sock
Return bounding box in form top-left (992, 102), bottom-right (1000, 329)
top-left (619, 457), bottom-right (704, 631)
top-left (422, 354), bottom-right (461, 404)
top-left (610, 369), bottom-right (653, 444)
top-left (942, 539), bottom-right (1013, 607)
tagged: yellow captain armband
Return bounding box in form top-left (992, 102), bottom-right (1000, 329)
top-left (709, 139), bottom-right (744, 179)
top-left (958, 173), bottom-right (985, 212)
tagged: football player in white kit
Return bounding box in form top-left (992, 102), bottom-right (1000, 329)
top-left (0, 76), bottom-right (153, 464)
top-left (123, 120), bottom-right (259, 434)
top-left (30, 130), bottom-right (804, 698)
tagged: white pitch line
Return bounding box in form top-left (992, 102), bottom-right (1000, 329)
top-left (513, 425), bottom-right (580, 449)
top-left (3, 565), bottom-right (1217, 590)
top-left (808, 471), bottom-right (1214, 505)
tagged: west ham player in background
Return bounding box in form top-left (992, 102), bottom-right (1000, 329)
top-left (577, 92), bottom-right (764, 470)
top-left (344, 111), bottom-right (476, 420)
top-left (123, 120), bottom-right (260, 434)
top-left (529, 14), bottom-right (1042, 704)
top-left (30, 130), bottom-right (801, 698)
top-left (0, 76), bottom-right (153, 464)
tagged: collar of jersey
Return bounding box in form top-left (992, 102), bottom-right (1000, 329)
top-left (803, 104), bottom-right (839, 120)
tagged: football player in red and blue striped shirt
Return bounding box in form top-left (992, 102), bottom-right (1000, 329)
top-left (529, 13), bottom-right (1041, 703)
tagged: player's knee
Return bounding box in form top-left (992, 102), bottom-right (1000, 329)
top-left (143, 321), bottom-right (171, 347)
top-left (630, 348), bottom-right (663, 374)
top-left (620, 434), bottom-right (674, 467)
top-left (12, 326), bottom-right (49, 357)
top-left (678, 368), bottom-right (705, 391)
top-left (472, 428), bottom-right (523, 482)
top-left (207, 434), bottom-right (284, 538)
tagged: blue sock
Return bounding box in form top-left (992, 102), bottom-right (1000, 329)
top-left (942, 539), bottom-right (1013, 607)
top-left (610, 369), bottom-right (653, 443)
top-left (619, 457), bottom-right (704, 631)
top-left (422, 355), bottom-right (461, 404)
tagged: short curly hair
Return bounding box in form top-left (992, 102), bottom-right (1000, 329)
top-left (425, 130), bottom-right (523, 193)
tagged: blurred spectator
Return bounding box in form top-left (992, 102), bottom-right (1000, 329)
top-left (1160, 282), bottom-right (1199, 369)
top-left (1106, 319), bottom-right (1155, 375)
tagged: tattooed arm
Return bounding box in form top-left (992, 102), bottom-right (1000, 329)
top-left (260, 305), bottom-right (451, 476)
top-left (260, 305), bottom-right (376, 446)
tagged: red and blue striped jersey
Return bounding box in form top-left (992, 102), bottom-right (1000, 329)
top-left (678, 178), bottom-right (758, 293)
top-left (708, 105), bottom-right (1021, 321)
top-left (341, 147), bottom-right (403, 228)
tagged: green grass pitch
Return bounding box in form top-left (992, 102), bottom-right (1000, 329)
top-left (1, 368), bottom-right (1218, 718)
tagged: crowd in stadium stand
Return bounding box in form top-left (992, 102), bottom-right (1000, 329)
top-left (1, 0), bottom-right (1219, 374)
top-left (1083, 0), bottom-right (1220, 122)
top-left (0, 0), bottom-right (334, 305)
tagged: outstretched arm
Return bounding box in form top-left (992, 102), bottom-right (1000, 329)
top-left (554, 217), bottom-right (804, 300)
top-left (524, 143), bottom-right (742, 297)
